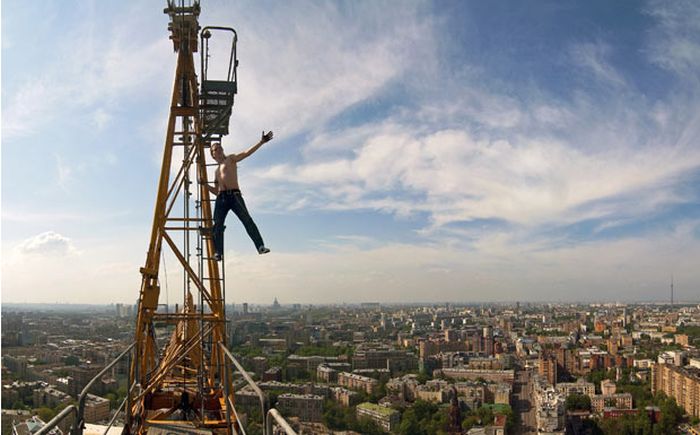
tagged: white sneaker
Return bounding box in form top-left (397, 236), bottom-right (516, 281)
top-left (258, 246), bottom-right (270, 255)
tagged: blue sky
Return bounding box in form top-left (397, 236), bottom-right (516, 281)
top-left (2, 0), bottom-right (700, 304)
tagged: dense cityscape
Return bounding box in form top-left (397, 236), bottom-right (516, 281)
top-left (2, 300), bottom-right (699, 434)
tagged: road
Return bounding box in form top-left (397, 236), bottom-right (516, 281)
top-left (513, 365), bottom-right (536, 435)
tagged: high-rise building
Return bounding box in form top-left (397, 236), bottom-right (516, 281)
top-left (277, 394), bottom-right (323, 422)
top-left (590, 393), bottom-right (632, 413)
top-left (356, 402), bottom-right (400, 432)
top-left (445, 329), bottom-right (457, 342)
top-left (483, 327), bottom-right (494, 357)
top-left (539, 353), bottom-right (558, 386)
top-left (652, 363), bottom-right (700, 418)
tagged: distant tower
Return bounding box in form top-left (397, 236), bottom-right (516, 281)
top-left (671, 275), bottom-right (674, 306)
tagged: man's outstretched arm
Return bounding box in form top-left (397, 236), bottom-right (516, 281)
top-left (236, 130), bottom-right (273, 161)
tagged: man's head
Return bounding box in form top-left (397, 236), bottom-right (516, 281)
top-left (210, 142), bottom-right (224, 161)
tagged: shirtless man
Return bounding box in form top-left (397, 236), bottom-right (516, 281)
top-left (203, 131), bottom-right (273, 260)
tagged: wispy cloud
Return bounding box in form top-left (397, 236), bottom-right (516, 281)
top-left (3, 1), bottom-right (700, 304)
top-left (3, 4), bottom-right (171, 140)
top-left (645, 0), bottom-right (700, 80)
top-left (570, 41), bottom-right (626, 87)
top-left (206, 2), bottom-right (437, 149)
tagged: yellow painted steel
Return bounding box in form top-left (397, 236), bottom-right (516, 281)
top-left (129, 3), bottom-right (232, 433)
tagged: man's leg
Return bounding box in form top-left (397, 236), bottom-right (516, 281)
top-left (230, 193), bottom-right (267, 253)
top-left (212, 196), bottom-right (229, 260)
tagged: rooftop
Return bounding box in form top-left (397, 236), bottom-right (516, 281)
top-left (356, 402), bottom-right (398, 417)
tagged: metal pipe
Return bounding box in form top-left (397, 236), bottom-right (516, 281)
top-left (103, 394), bottom-right (127, 435)
top-left (218, 343), bottom-right (268, 434)
top-left (228, 397), bottom-right (247, 435)
top-left (223, 358), bottom-right (233, 433)
top-left (72, 343), bottom-right (136, 435)
top-left (36, 405), bottom-right (77, 435)
top-left (266, 408), bottom-right (298, 435)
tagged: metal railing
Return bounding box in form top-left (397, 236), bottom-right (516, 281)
top-left (266, 408), bottom-right (298, 435)
top-left (36, 343), bottom-right (136, 435)
top-left (36, 405), bottom-right (77, 435)
top-left (73, 343), bottom-right (136, 435)
top-left (219, 343), bottom-right (297, 435)
top-left (37, 341), bottom-right (297, 435)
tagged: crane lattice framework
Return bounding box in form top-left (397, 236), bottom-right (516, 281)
top-left (129, 1), bottom-right (239, 433)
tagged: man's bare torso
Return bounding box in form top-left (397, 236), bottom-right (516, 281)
top-left (215, 155), bottom-right (239, 191)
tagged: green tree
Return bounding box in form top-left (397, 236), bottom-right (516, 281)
top-left (421, 407), bottom-right (449, 434)
top-left (462, 415), bottom-right (480, 431)
top-left (476, 406), bottom-right (494, 426)
top-left (412, 400), bottom-right (439, 422)
top-left (323, 400), bottom-right (349, 430)
top-left (105, 392), bottom-right (118, 408)
top-left (37, 407), bottom-right (56, 422)
top-left (416, 372), bottom-right (431, 384)
top-left (353, 417), bottom-right (384, 435)
top-left (64, 355), bottom-right (80, 366)
top-left (370, 380), bottom-right (387, 403)
top-left (566, 393), bottom-right (591, 411)
top-left (655, 393), bottom-right (684, 434)
top-left (399, 409), bottom-right (423, 435)
top-left (586, 369), bottom-right (614, 393)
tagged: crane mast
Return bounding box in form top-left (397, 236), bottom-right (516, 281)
top-left (129, 1), bottom-right (238, 433)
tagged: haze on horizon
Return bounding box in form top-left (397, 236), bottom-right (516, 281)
top-left (2, 1), bottom-right (700, 305)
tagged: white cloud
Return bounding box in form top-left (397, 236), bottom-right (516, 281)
top-left (240, 0), bottom-right (700, 237)
top-left (570, 42), bottom-right (626, 87)
top-left (3, 4), bottom-right (171, 140)
top-left (645, 0), bottom-right (700, 79)
top-left (206, 2), bottom-right (437, 149)
top-left (2, 233), bottom-right (143, 303)
top-left (16, 231), bottom-right (77, 256)
top-left (218, 220), bottom-right (700, 304)
top-left (251, 121), bottom-right (700, 230)
top-left (2, 221), bottom-right (698, 304)
top-left (3, 1), bottom-right (700, 305)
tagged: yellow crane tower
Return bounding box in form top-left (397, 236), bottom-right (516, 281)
top-left (36, 2), bottom-right (297, 434)
top-left (128, 1), bottom-right (236, 433)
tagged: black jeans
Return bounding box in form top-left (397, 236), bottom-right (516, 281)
top-left (213, 190), bottom-right (264, 256)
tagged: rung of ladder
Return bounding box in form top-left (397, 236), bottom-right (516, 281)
top-left (163, 227), bottom-right (205, 231)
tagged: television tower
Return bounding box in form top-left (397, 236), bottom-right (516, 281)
top-left (670, 275), bottom-right (674, 306)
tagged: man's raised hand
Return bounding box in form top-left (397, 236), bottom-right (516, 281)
top-left (261, 130), bottom-right (274, 143)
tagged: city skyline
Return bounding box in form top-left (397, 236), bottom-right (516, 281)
top-left (3, 1), bottom-right (700, 304)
